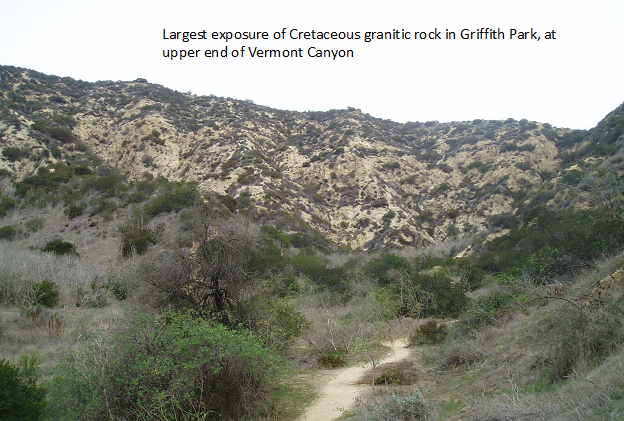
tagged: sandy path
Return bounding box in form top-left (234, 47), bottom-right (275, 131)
top-left (298, 339), bottom-right (411, 421)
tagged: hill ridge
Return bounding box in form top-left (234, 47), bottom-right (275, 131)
top-left (1, 65), bottom-right (623, 250)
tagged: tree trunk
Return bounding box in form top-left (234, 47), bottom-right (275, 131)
top-left (211, 275), bottom-right (230, 326)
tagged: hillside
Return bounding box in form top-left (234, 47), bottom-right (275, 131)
top-left (1, 65), bottom-right (624, 421)
top-left (3, 65), bottom-right (623, 251)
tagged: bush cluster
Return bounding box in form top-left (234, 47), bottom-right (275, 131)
top-left (0, 225), bottom-right (17, 241)
top-left (2, 146), bottom-right (29, 161)
top-left (119, 222), bottom-right (160, 257)
top-left (373, 362), bottom-right (419, 386)
top-left (142, 182), bottom-right (199, 217)
top-left (0, 197), bottom-right (17, 217)
top-left (410, 320), bottom-right (448, 345)
top-left (50, 312), bottom-right (279, 420)
top-left (33, 280), bottom-right (60, 308)
top-left (544, 293), bottom-right (624, 382)
top-left (317, 350), bottom-right (348, 368)
top-left (362, 391), bottom-right (435, 421)
top-left (41, 239), bottom-right (79, 256)
top-left (363, 254), bottom-right (470, 318)
top-left (0, 359), bottom-right (46, 420)
top-left (291, 252), bottom-right (351, 293)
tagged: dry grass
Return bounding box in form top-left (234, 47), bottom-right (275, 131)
top-left (0, 239), bottom-right (134, 384)
top-left (548, 351), bottom-right (624, 420)
top-left (0, 242), bottom-right (100, 304)
top-left (411, 253), bottom-right (624, 421)
top-left (467, 399), bottom-right (548, 421)
top-left (1, 201), bottom-right (123, 264)
top-left (443, 343), bottom-right (487, 370)
top-left (0, 241), bottom-right (140, 307)
top-left (0, 301), bottom-right (127, 377)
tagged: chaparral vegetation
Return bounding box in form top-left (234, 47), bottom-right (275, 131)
top-left (1, 65), bottom-right (624, 420)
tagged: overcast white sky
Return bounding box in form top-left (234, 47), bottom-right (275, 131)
top-left (1, 0), bottom-right (623, 129)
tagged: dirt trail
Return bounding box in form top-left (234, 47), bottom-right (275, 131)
top-left (298, 339), bottom-right (412, 421)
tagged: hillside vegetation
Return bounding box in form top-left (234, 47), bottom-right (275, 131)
top-left (3, 65), bottom-right (624, 250)
top-left (1, 66), bottom-right (624, 420)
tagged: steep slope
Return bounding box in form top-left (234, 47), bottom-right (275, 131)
top-left (1, 65), bottom-right (623, 250)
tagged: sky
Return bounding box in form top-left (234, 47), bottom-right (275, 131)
top-left (1, 0), bottom-right (623, 130)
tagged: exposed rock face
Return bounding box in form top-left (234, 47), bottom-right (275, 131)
top-left (587, 267), bottom-right (624, 311)
top-left (1, 66), bottom-right (623, 250)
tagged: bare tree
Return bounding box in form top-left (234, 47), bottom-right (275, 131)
top-left (141, 215), bottom-right (260, 325)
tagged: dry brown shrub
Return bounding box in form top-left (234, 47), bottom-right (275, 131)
top-left (24, 305), bottom-right (66, 337)
top-left (317, 352), bottom-right (348, 368)
top-left (44, 312), bottom-right (65, 337)
top-left (547, 351), bottom-right (624, 420)
top-left (357, 360), bottom-right (420, 386)
top-left (443, 344), bottom-right (486, 369)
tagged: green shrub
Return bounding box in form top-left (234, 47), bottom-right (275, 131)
top-left (107, 279), bottom-right (129, 300)
top-left (318, 350), bottom-right (348, 368)
top-left (378, 270), bottom-right (468, 319)
top-left (291, 252), bottom-right (350, 293)
top-left (119, 223), bottom-right (160, 257)
top-left (143, 183), bottom-right (199, 217)
top-left (219, 194), bottom-right (237, 212)
top-left (374, 369), bottom-right (407, 385)
top-left (0, 225), bottom-right (17, 241)
top-left (290, 232), bottom-right (313, 248)
top-left (544, 294), bottom-right (624, 382)
top-left (235, 297), bottom-right (309, 354)
top-left (489, 213), bottom-right (520, 229)
top-left (64, 202), bottom-right (85, 219)
top-left (562, 169), bottom-right (584, 186)
top-left (477, 208), bottom-right (624, 278)
top-left (260, 225), bottom-right (292, 247)
top-left (247, 240), bottom-right (290, 279)
top-left (417, 273), bottom-right (468, 317)
top-left (446, 208), bottom-right (460, 219)
top-left (457, 264), bottom-right (485, 290)
top-left (24, 218), bottom-right (44, 233)
top-left (410, 320), bottom-right (448, 345)
top-left (0, 198), bottom-right (17, 217)
top-left (72, 165), bottom-right (94, 176)
top-left (14, 164), bottom-right (73, 197)
top-left (50, 312), bottom-right (279, 420)
top-left (381, 161), bottom-right (401, 170)
top-left (33, 281), bottom-right (59, 308)
top-left (457, 286), bottom-right (521, 333)
top-left (377, 281), bottom-right (428, 319)
top-left (89, 199), bottom-right (117, 218)
top-left (47, 126), bottom-right (74, 143)
top-left (0, 359), bottom-right (46, 421)
top-left (364, 254), bottom-right (412, 285)
top-left (41, 239), bottom-right (79, 256)
top-left (87, 173), bottom-right (124, 193)
top-left (2, 146), bottom-right (28, 161)
top-left (259, 274), bottom-right (301, 298)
